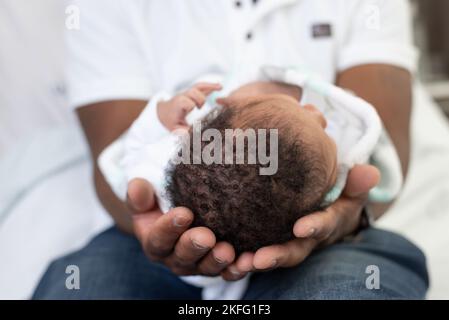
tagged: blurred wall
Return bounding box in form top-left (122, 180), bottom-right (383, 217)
top-left (414, 0), bottom-right (449, 80)
top-left (0, 0), bottom-right (74, 155)
top-left (418, 0), bottom-right (449, 77)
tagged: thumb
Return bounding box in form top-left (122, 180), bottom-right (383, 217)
top-left (342, 165), bottom-right (380, 199)
top-left (127, 178), bottom-right (156, 213)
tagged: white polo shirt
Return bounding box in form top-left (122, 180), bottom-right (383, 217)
top-left (67, 0), bottom-right (417, 300)
top-left (66, 0), bottom-right (417, 109)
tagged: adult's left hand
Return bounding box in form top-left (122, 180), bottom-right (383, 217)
top-left (220, 164), bottom-right (380, 280)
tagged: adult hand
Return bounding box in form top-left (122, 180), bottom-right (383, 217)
top-left (127, 178), bottom-right (237, 277)
top-left (220, 164), bottom-right (380, 281)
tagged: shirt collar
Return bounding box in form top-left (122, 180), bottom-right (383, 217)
top-left (244, 0), bottom-right (300, 33)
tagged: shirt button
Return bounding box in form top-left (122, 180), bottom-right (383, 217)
top-left (246, 32), bottom-right (253, 41)
top-left (252, 0), bottom-right (259, 4)
top-left (235, 1), bottom-right (242, 8)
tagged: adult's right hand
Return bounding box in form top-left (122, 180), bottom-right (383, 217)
top-left (126, 178), bottom-right (238, 277)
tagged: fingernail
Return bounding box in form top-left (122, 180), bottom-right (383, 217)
top-left (229, 267), bottom-right (241, 277)
top-left (214, 256), bottom-right (227, 265)
top-left (173, 215), bottom-right (189, 227)
top-left (296, 227), bottom-right (316, 238)
top-left (191, 239), bottom-right (208, 250)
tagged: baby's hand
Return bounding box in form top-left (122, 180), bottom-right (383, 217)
top-left (157, 82), bottom-right (222, 131)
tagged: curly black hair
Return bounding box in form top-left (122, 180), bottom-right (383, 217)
top-left (165, 96), bottom-right (329, 254)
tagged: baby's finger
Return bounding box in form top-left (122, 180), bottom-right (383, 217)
top-left (215, 97), bottom-right (229, 107)
top-left (176, 95), bottom-right (196, 113)
top-left (194, 82), bottom-right (222, 96)
top-left (216, 97), bottom-right (238, 108)
top-left (173, 124), bottom-right (190, 132)
top-left (185, 88), bottom-right (206, 108)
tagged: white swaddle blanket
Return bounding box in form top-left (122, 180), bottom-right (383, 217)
top-left (98, 66), bottom-right (403, 300)
top-left (263, 66), bottom-right (403, 204)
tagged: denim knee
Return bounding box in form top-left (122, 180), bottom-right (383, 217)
top-left (244, 228), bottom-right (429, 300)
top-left (32, 227), bottom-right (202, 299)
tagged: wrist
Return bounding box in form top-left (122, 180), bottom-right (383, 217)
top-left (367, 201), bottom-right (393, 220)
top-left (138, 92), bottom-right (172, 137)
top-left (156, 100), bottom-right (171, 130)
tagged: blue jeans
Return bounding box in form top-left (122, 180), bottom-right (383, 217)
top-left (32, 227), bottom-right (428, 299)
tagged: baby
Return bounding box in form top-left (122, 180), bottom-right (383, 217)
top-left (115, 80), bottom-right (338, 255)
top-left (164, 92), bottom-right (338, 254)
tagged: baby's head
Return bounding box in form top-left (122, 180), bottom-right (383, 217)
top-left (165, 94), bottom-right (337, 254)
